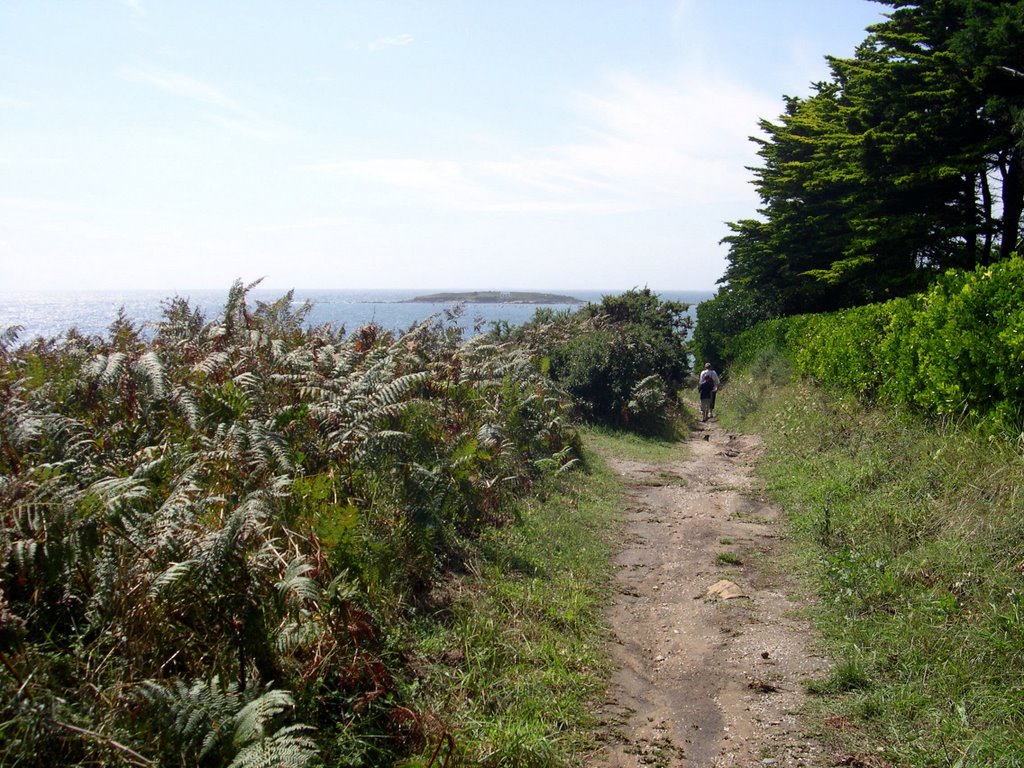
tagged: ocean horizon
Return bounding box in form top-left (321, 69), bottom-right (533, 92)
top-left (0, 287), bottom-right (716, 343)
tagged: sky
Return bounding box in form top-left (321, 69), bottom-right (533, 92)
top-left (0, 1), bottom-right (888, 292)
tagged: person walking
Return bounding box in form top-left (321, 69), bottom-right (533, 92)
top-left (698, 363), bottom-right (721, 418)
top-left (698, 369), bottom-right (715, 422)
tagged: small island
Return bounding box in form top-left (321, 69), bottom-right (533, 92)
top-left (406, 291), bottom-right (584, 305)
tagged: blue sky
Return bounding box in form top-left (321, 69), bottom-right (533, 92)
top-left (1, 1), bottom-right (887, 292)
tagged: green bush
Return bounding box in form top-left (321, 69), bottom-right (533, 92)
top-left (512, 289), bottom-right (692, 429)
top-left (692, 286), bottom-right (782, 370)
top-left (722, 256), bottom-right (1024, 434)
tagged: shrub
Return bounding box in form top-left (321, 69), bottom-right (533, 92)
top-left (0, 281), bottom-right (582, 766)
top-left (723, 256), bottom-right (1024, 434)
top-left (692, 286), bottom-right (782, 370)
top-left (538, 289), bottom-right (692, 428)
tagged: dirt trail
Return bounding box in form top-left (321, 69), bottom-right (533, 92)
top-left (594, 414), bottom-right (829, 767)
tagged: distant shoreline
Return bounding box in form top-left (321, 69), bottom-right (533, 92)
top-left (404, 291), bottom-right (585, 305)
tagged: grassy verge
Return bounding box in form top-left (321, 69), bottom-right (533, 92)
top-left (583, 405), bottom-right (696, 464)
top-left (719, 350), bottom-right (1024, 766)
top-left (400, 433), bottom-right (639, 766)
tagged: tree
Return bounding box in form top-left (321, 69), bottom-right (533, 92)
top-left (521, 289), bottom-right (692, 429)
top-left (707, 0), bottom-right (1024, 353)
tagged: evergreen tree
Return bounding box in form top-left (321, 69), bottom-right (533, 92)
top-left (706, 0), bottom-right (1024, 349)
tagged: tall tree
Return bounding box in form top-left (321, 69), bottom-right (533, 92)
top-left (712, 0), bottom-right (1024, 330)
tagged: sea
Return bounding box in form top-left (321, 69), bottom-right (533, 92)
top-left (0, 288), bottom-right (715, 345)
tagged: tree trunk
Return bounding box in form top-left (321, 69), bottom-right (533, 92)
top-left (1000, 147), bottom-right (1024, 260)
top-left (964, 172), bottom-right (978, 267)
top-left (981, 165), bottom-right (993, 262)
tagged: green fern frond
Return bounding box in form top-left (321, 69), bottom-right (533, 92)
top-left (236, 726), bottom-right (320, 768)
top-left (173, 387), bottom-right (202, 429)
top-left (246, 421), bottom-right (294, 474)
top-left (233, 371), bottom-right (263, 397)
top-left (138, 676), bottom-right (238, 761)
top-left (275, 620), bottom-right (323, 655)
top-left (138, 677), bottom-right (318, 767)
top-left (133, 350), bottom-right (167, 398)
top-left (231, 688), bottom-right (295, 747)
top-left (196, 350), bottom-right (232, 377)
top-left (367, 371), bottom-right (430, 409)
top-left (228, 724), bottom-right (320, 768)
top-left (49, 415), bottom-right (94, 464)
top-left (84, 476), bottom-right (150, 521)
top-left (150, 559), bottom-right (196, 596)
top-left (8, 410), bottom-right (44, 452)
top-left (99, 352), bottom-right (128, 387)
top-left (0, 323), bottom-right (23, 352)
top-left (276, 557), bottom-right (319, 607)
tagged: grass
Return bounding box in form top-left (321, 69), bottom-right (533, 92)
top-left (401, 427), bottom-right (680, 766)
top-left (715, 552), bottom-right (743, 566)
top-left (581, 403), bottom-right (696, 465)
top-left (719, 350), bottom-right (1024, 766)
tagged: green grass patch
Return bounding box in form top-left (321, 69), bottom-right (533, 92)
top-left (580, 423), bottom-right (688, 464)
top-left (720, 349), bottom-right (1024, 765)
top-left (716, 552), bottom-right (743, 567)
top-left (402, 438), bottom-right (628, 766)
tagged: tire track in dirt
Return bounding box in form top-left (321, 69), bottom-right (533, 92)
top-left (593, 415), bottom-right (830, 767)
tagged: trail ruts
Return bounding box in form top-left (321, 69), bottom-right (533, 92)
top-left (593, 413), bottom-right (829, 767)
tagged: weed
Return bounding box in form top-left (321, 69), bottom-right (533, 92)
top-left (716, 552), bottom-right (743, 566)
top-left (405, 437), bottom-right (627, 765)
top-left (721, 359), bottom-right (1024, 763)
top-left (805, 658), bottom-right (872, 695)
top-left (581, 424), bottom-right (686, 464)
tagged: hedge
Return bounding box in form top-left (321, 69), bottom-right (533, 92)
top-left (724, 256), bottom-right (1024, 432)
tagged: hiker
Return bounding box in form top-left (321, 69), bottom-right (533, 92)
top-left (698, 363), bottom-right (721, 417)
top-left (698, 370), bottom-right (715, 422)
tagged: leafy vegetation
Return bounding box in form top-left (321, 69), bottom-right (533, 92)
top-left (497, 288), bottom-right (693, 432)
top-left (0, 279), bottom-right (589, 766)
top-left (720, 351), bottom-right (1024, 765)
top-left (720, 257), bottom-right (1024, 435)
top-left (694, 0), bottom-right (1024, 352)
top-left (403, 429), bottom-right (625, 766)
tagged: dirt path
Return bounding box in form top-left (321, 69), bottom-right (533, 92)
top-left (594, 413), bottom-right (830, 767)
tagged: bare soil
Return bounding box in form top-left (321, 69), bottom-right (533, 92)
top-left (593, 414), bottom-right (830, 767)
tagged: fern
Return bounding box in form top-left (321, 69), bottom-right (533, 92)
top-left (0, 282), bottom-right (586, 765)
top-left (139, 677), bottom-right (319, 767)
top-left (229, 724), bottom-right (319, 768)
top-left (0, 324), bottom-right (23, 353)
top-left (276, 557), bottom-right (319, 612)
top-left (85, 476), bottom-right (150, 520)
top-left (134, 350), bottom-right (168, 399)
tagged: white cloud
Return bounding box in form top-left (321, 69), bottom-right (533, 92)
top-left (119, 0), bottom-right (144, 14)
top-left (120, 66), bottom-right (290, 140)
top-left (368, 34), bottom-right (414, 53)
top-left (247, 215), bottom-right (362, 234)
top-left (305, 68), bottom-right (773, 215)
top-left (121, 66), bottom-right (238, 110)
top-left (565, 70), bottom-right (773, 200)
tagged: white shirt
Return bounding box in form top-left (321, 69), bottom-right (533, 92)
top-left (699, 369), bottom-right (720, 388)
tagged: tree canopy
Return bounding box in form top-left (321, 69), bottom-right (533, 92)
top-left (698, 0), bottom-right (1024, 362)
